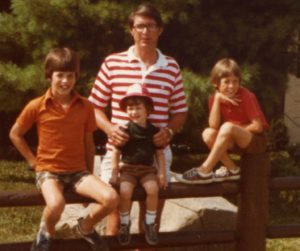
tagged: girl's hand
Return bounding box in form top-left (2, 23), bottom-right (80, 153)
top-left (215, 91), bottom-right (240, 106)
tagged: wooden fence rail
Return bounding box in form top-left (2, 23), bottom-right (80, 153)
top-left (1, 152), bottom-right (300, 251)
top-left (1, 176), bottom-right (300, 207)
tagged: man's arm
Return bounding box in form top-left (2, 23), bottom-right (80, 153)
top-left (84, 132), bottom-right (96, 173)
top-left (153, 112), bottom-right (187, 147)
top-left (156, 148), bottom-right (167, 189)
top-left (109, 146), bottom-right (121, 185)
top-left (9, 123), bottom-right (37, 168)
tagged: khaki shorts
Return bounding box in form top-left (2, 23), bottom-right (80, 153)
top-left (36, 170), bottom-right (90, 191)
top-left (99, 146), bottom-right (172, 184)
top-left (235, 133), bottom-right (268, 154)
top-left (119, 163), bottom-right (158, 186)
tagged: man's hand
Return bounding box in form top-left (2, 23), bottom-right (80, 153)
top-left (109, 171), bottom-right (119, 186)
top-left (109, 124), bottom-right (129, 147)
top-left (153, 127), bottom-right (172, 148)
top-left (158, 173), bottom-right (167, 190)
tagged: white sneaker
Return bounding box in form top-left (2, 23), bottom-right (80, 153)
top-left (214, 166), bottom-right (240, 182)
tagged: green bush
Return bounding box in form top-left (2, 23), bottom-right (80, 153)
top-left (267, 118), bottom-right (290, 152)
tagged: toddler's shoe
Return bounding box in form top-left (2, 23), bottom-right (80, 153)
top-left (144, 222), bottom-right (159, 245)
top-left (118, 223), bottom-right (131, 246)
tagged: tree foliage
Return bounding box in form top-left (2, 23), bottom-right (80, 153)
top-left (1, 0), bottom-right (300, 149)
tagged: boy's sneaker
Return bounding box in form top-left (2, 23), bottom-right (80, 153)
top-left (143, 222), bottom-right (158, 245)
top-left (179, 167), bottom-right (214, 184)
top-left (118, 223), bottom-right (131, 246)
top-left (76, 218), bottom-right (109, 251)
top-left (31, 228), bottom-right (51, 251)
top-left (214, 166), bottom-right (241, 182)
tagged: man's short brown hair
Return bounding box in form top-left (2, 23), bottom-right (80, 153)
top-left (128, 3), bottom-right (163, 28)
top-left (44, 47), bottom-right (80, 80)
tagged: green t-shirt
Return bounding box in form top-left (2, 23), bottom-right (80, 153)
top-left (121, 121), bottom-right (160, 166)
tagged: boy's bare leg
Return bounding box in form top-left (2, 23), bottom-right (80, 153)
top-left (119, 181), bottom-right (135, 213)
top-left (138, 175), bottom-right (162, 246)
top-left (40, 179), bottom-right (65, 236)
top-left (105, 210), bottom-right (120, 235)
top-left (142, 178), bottom-right (159, 212)
top-left (75, 174), bottom-right (119, 233)
top-left (138, 199), bottom-right (164, 231)
top-left (200, 122), bottom-right (253, 173)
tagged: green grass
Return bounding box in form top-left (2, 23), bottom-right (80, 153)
top-left (0, 160), bottom-right (36, 190)
top-left (0, 160), bottom-right (42, 243)
top-left (0, 207), bottom-right (42, 243)
top-left (267, 239), bottom-right (300, 251)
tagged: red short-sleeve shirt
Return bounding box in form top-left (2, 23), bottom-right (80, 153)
top-left (209, 87), bottom-right (269, 129)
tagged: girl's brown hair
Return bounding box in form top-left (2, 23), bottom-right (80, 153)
top-left (210, 58), bottom-right (242, 87)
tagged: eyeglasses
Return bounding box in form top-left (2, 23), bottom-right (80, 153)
top-left (133, 23), bottom-right (159, 32)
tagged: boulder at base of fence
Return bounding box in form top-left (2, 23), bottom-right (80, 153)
top-left (56, 195), bottom-right (237, 250)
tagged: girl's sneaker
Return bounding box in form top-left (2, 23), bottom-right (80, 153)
top-left (178, 167), bottom-right (214, 184)
top-left (214, 166), bottom-right (241, 182)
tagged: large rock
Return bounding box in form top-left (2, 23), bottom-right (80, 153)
top-left (55, 196), bottom-right (237, 250)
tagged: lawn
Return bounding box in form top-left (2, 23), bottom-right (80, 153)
top-left (0, 157), bottom-right (300, 250)
top-left (0, 161), bottom-right (42, 243)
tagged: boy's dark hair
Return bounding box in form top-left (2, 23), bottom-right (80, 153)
top-left (210, 58), bottom-right (242, 87)
top-left (44, 47), bottom-right (80, 80)
top-left (123, 96), bottom-right (153, 114)
top-left (128, 3), bottom-right (163, 28)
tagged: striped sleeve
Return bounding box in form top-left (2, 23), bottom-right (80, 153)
top-left (169, 60), bottom-right (188, 114)
top-left (88, 60), bottom-right (112, 109)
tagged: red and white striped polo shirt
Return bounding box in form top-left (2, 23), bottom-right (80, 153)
top-left (89, 46), bottom-right (187, 129)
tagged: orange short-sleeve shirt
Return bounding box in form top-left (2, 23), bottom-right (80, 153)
top-left (16, 89), bottom-right (97, 173)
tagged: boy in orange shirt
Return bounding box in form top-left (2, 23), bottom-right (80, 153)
top-left (9, 47), bottom-right (119, 251)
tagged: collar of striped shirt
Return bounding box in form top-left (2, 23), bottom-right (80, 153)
top-left (127, 46), bottom-right (168, 68)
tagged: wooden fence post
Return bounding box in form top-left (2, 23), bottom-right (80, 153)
top-left (236, 152), bottom-right (270, 251)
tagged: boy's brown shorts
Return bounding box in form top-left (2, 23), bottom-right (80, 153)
top-left (119, 163), bottom-right (158, 186)
top-left (234, 133), bottom-right (268, 154)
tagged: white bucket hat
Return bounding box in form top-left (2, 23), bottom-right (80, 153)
top-left (119, 84), bottom-right (154, 111)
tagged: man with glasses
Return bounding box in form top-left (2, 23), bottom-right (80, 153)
top-left (89, 3), bottom-right (187, 241)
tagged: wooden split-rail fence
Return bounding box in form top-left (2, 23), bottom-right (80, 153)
top-left (0, 152), bottom-right (300, 250)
